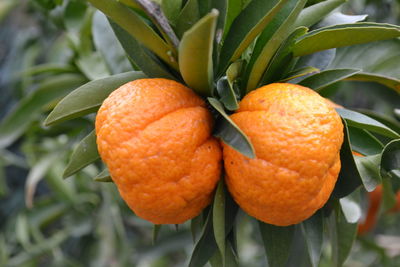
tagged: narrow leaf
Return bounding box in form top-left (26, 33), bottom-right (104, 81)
top-left (179, 10), bottom-right (218, 96)
top-left (188, 209), bottom-right (217, 267)
top-left (161, 0), bottom-right (182, 26)
top-left (354, 154), bottom-right (382, 192)
top-left (293, 23), bottom-right (400, 57)
top-left (381, 139), bottom-right (400, 180)
top-left (316, 12), bottom-right (368, 28)
top-left (336, 108), bottom-right (400, 139)
top-left (208, 98), bottom-right (255, 158)
top-left (86, 0), bottom-right (178, 70)
top-left (63, 131), bottom-right (99, 178)
top-left (299, 69), bottom-right (361, 90)
top-left (260, 27), bottom-right (308, 85)
top-left (213, 180), bottom-right (226, 265)
top-left (245, 0), bottom-right (307, 91)
top-left (328, 206), bottom-right (358, 267)
top-left (333, 120), bottom-right (363, 198)
top-left (279, 66), bottom-right (320, 82)
top-left (45, 71), bottom-right (146, 126)
top-left (347, 73), bottom-right (400, 93)
top-left (175, 0), bottom-right (200, 38)
top-left (94, 168), bottom-right (113, 182)
top-left (0, 74), bottom-right (86, 148)
top-left (301, 212), bottom-right (323, 267)
top-left (109, 21), bottom-right (177, 80)
top-left (217, 0), bottom-right (289, 76)
top-left (348, 127), bottom-right (383, 156)
top-left (294, 0), bottom-right (345, 28)
top-left (259, 222), bottom-right (295, 267)
top-left (216, 77), bottom-right (239, 111)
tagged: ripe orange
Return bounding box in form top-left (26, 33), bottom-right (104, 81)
top-left (222, 83), bottom-right (344, 226)
top-left (95, 78), bottom-right (222, 224)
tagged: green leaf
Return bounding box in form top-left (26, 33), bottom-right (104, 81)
top-left (260, 27), bottom-right (308, 85)
top-left (45, 71), bottom-right (146, 126)
top-left (357, 109), bottom-right (400, 134)
top-left (298, 69), bottom-right (361, 90)
top-left (333, 120), bottom-right (363, 198)
top-left (301, 212), bottom-right (323, 267)
top-left (86, 0), bottom-right (178, 70)
top-left (294, 0), bottom-right (345, 28)
top-left (175, 0), bottom-right (200, 38)
top-left (339, 194), bottom-right (361, 224)
top-left (213, 180), bottom-right (226, 265)
top-left (279, 66), bottom-right (320, 82)
top-left (190, 213), bottom-right (204, 242)
top-left (161, 0), bottom-right (182, 26)
top-left (347, 73), bottom-right (400, 93)
top-left (216, 77), bottom-right (239, 111)
top-left (348, 127), bottom-right (383, 156)
top-left (0, 74), bottom-right (87, 148)
top-left (208, 98), bottom-right (255, 158)
top-left (92, 11), bottom-right (131, 74)
top-left (354, 154), bottom-right (382, 192)
top-left (63, 131), bottom-right (99, 178)
top-left (152, 224), bottom-right (161, 244)
top-left (259, 222), bottom-right (295, 267)
top-left (179, 10), bottom-right (218, 96)
top-left (217, 0), bottom-right (289, 76)
top-left (336, 108), bottom-right (400, 139)
top-left (381, 178), bottom-right (397, 211)
top-left (293, 23), bottom-right (400, 57)
top-left (188, 209), bottom-right (217, 267)
top-left (109, 21), bottom-right (177, 80)
top-left (328, 206), bottom-right (358, 267)
top-left (381, 139), bottom-right (400, 179)
top-left (244, 0), bottom-right (307, 91)
top-left (94, 168), bottom-right (113, 182)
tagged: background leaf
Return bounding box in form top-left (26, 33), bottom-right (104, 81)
top-left (380, 139), bottom-right (400, 179)
top-left (294, 0), bottom-right (346, 28)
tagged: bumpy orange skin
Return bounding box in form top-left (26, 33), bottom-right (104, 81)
top-left (223, 83), bottom-right (344, 226)
top-left (95, 79), bottom-right (222, 224)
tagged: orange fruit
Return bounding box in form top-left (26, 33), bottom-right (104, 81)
top-left (95, 78), bottom-right (222, 224)
top-left (222, 83), bottom-right (344, 226)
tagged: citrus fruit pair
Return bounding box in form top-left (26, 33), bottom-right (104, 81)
top-left (95, 79), bottom-right (344, 225)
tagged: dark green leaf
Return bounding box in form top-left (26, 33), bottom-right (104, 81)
top-left (279, 66), bottom-right (320, 82)
top-left (381, 178), bottom-right (397, 211)
top-left (328, 206), bottom-right (357, 267)
top-left (333, 120), bottom-right (363, 198)
top-left (152, 225), bottom-right (161, 244)
top-left (208, 98), bottom-right (255, 158)
top-left (175, 0), bottom-right (200, 38)
top-left (216, 77), bottom-right (239, 111)
top-left (259, 222), bottom-right (295, 267)
top-left (244, 0), bottom-right (307, 91)
top-left (179, 10), bottom-right (218, 96)
top-left (336, 108), bottom-right (400, 139)
top-left (339, 192), bottom-right (361, 224)
top-left (299, 69), bottom-right (361, 90)
top-left (94, 168), bottom-right (113, 182)
top-left (294, 0), bottom-right (345, 28)
top-left (301, 211), bottom-right (323, 267)
top-left (357, 109), bottom-right (400, 134)
top-left (381, 139), bottom-right (400, 179)
top-left (190, 213), bottom-right (204, 243)
top-left (260, 27), bottom-right (308, 85)
top-left (63, 131), bottom-right (99, 178)
top-left (295, 49), bottom-right (336, 72)
top-left (347, 73), bottom-right (400, 92)
top-left (45, 71), bottom-right (146, 126)
top-left (86, 0), bottom-right (178, 70)
top-left (161, 0), bottom-right (182, 26)
top-left (0, 74), bottom-right (87, 148)
top-left (293, 23), bottom-right (400, 57)
top-left (354, 154), bottom-right (381, 192)
top-left (188, 209), bottom-right (217, 267)
top-left (348, 127), bottom-right (383, 156)
top-left (213, 180), bottom-right (226, 265)
top-left (109, 21), bottom-right (177, 79)
top-left (217, 0), bottom-right (289, 76)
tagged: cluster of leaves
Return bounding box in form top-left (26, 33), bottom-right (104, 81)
top-left (1, 0), bottom-right (400, 266)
